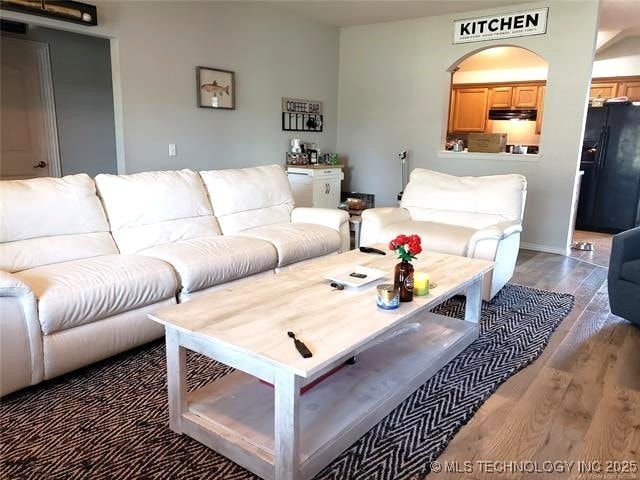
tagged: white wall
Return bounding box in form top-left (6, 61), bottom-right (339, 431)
top-left (0, 2), bottom-right (340, 174)
top-left (337, 1), bottom-right (599, 254)
top-left (593, 35), bottom-right (640, 77)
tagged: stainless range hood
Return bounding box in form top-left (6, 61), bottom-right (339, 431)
top-left (488, 109), bottom-right (537, 121)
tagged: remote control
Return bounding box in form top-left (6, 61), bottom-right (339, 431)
top-left (287, 331), bottom-right (313, 358)
top-left (359, 246), bottom-right (386, 255)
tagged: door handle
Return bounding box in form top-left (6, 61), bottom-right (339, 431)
top-left (33, 161), bottom-right (48, 169)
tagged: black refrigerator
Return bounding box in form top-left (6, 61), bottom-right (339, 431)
top-left (576, 104), bottom-right (640, 233)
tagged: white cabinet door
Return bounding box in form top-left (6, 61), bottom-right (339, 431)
top-left (287, 173), bottom-right (313, 207)
top-left (312, 179), bottom-right (341, 209)
top-left (287, 167), bottom-right (343, 209)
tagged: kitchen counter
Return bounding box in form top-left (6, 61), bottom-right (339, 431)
top-left (438, 151), bottom-right (541, 162)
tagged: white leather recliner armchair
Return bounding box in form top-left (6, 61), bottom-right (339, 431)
top-left (360, 169), bottom-right (527, 300)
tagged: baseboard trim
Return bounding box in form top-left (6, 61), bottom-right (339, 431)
top-left (520, 242), bottom-right (570, 256)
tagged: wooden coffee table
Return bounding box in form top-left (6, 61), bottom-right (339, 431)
top-left (149, 246), bottom-right (493, 480)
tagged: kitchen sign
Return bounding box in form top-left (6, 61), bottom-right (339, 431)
top-left (453, 8), bottom-right (548, 44)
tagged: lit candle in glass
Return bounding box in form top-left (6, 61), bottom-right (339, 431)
top-left (414, 272), bottom-right (430, 296)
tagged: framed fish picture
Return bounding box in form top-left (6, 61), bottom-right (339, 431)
top-left (196, 66), bottom-right (235, 110)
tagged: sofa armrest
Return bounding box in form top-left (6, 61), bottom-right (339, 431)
top-left (610, 227), bottom-right (640, 281)
top-left (291, 207), bottom-right (350, 252)
top-left (467, 221), bottom-right (523, 257)
top-left (360, 208), bottom-right (412, 246)
top-left (0, 270), bottom-right (34, 297)
top-left (0, 271), bottom-right (43, 396)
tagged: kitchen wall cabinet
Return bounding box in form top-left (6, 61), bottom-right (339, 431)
top-left (286, 166), bottom-right (343, 209)
top-left (535, 85), bottom-right (545, 135)
top-left (450, 87), bottom-right (488, 133)
top-left (589, 82), bottom-right (618, 100)
top-left (448, 76), bottom-right (639, 136)
top-left (512, 85), bottom-right (538, 108)
top-left (448, 89), bottom-right (456, 132)
top-left (589, 76), bottom-right (640, 101)
top-left (449, 82), bottom-right (543, 134)
top-left (488, 87), bottom-right (513, 108)
top-left (618, 80), bottom-right (640, 101)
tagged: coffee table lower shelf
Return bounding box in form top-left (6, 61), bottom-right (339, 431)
top-left (177, 312), bottom-right (479, 480)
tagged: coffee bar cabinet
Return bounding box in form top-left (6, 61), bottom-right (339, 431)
top-left (286, 165), bottom-right (344, 208)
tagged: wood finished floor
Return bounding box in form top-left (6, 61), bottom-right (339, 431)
top-left (431, 231), bottom-right (640, 480)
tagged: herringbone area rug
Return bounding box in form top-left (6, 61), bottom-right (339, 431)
top-left (0, 284), bottom-right (574, 480)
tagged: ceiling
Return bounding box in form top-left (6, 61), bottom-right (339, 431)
top-left (271, 0), bottom-right (531, 28)
top-left (272, 0), bottom-right (639, 53)
top-left (596, 0), bottom-right (640, 52)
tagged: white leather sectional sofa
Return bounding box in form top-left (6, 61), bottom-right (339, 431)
top-left (360, 168), bottom-right (527, 300)
top-left (0, 165), bottom-right (349, 396)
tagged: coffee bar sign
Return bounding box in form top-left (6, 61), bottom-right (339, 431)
top-left (453, 8), bottom-right (548, 44)
top-left (282, 97), bottom-right (324, 132)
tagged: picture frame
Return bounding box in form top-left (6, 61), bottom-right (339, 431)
top-left (196, 66), bottom-right (235, 110)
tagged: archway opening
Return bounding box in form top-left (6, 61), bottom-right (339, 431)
top-left (446, 46), bottom-right (549, 155)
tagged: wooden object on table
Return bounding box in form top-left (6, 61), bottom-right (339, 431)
top-left (150, 248), bottom-right (493, 480)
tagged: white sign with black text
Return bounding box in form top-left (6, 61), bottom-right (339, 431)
top-left (453, 8), bottom-right (548, 44)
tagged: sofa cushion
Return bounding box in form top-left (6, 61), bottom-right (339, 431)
top-left (139, 236), bottom-right (278, 294)
top-left (237, 223), bottom-right (341, 267)
top-left (95, 170), bottom-right (220, 254)
top-left (15, 255), bottom-right (178, 335)
top-left (0, 174), bottom-right (117, 272)
top-left (200, 165), bottom-right (294, 234)
top-left (379, 220), bottom-right (478, 257)
top-left (621, 259), bottom-right (640, 284)
top-left (401, 169), bottom-right (527, 229)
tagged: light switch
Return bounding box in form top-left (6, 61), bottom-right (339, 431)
top-left (169, 144), bottom-right (176, 157)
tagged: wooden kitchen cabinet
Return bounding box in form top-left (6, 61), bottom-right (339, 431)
top-left (488, 87), bottom-right (513, 108)
top-left (512, 85), bottom-right (538, 108)
top-left (450, 87), bottom-right (488, 132)
top-left (589, 83), bottom-right (618, 100)
top-left (535, 85), bottom-right (545, 135)
top-left (618, 80), bottom-right (640, 101)
top-left (447, 76), bottom-right (638, 137)
top-left (448, 89), bottom-right (456, 132)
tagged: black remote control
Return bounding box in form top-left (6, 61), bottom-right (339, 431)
top-left (287, 331), bottom-right (313, 358)
top-left (359, 246), bottom-right (386, 255)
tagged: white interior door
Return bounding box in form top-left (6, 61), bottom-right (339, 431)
top-left (1, 37), bottom-right (61, 180)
